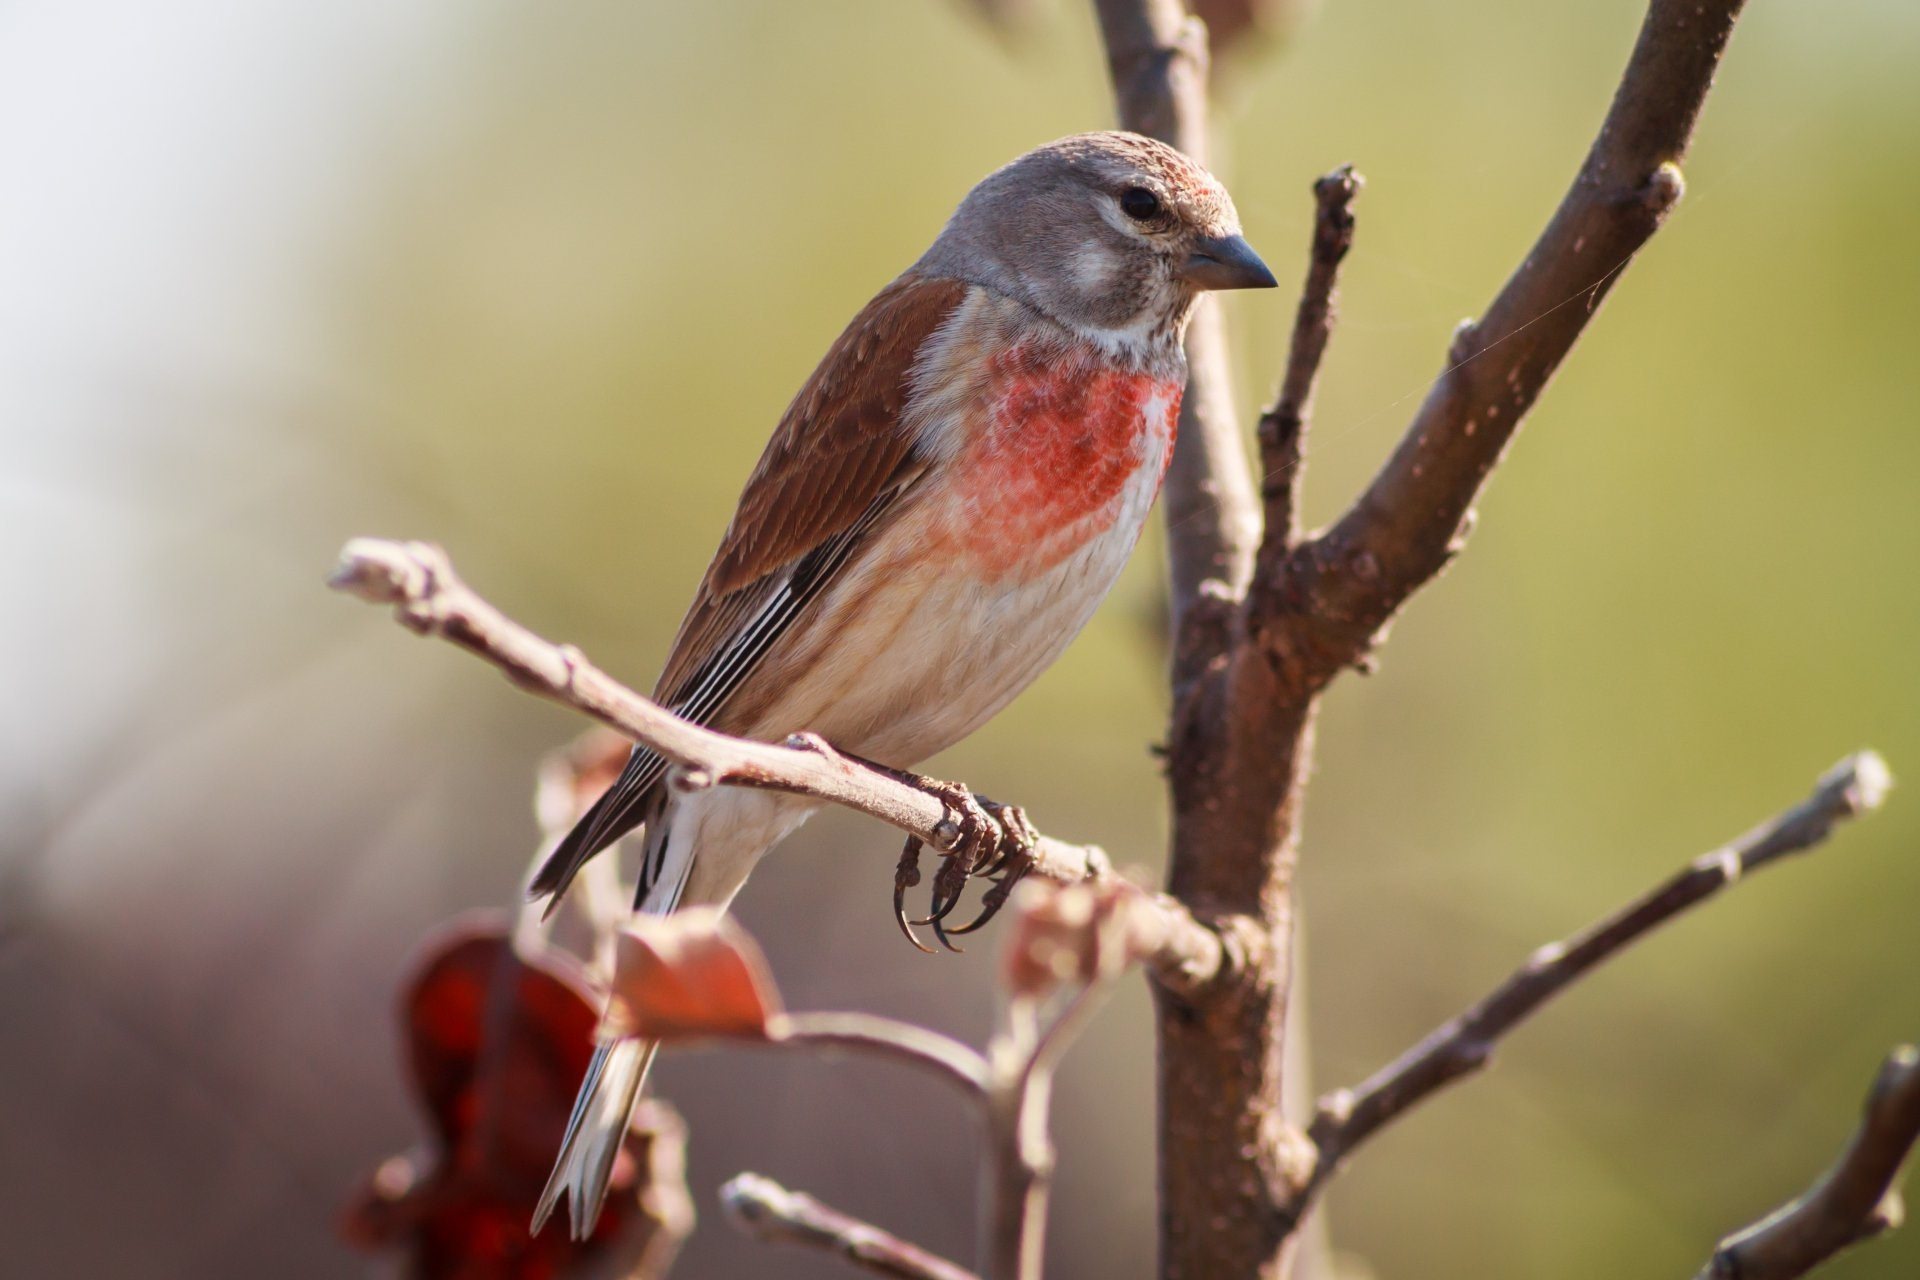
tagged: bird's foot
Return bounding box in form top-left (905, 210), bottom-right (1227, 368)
top-left (939, 797), bottom-right (1035, 940)
top-left (893, 780), bottom-right (1037, 953)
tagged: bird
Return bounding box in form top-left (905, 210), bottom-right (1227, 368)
top-left (528, 130), bottom-right (1276, 1238)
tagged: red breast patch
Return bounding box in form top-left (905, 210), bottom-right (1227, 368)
top-left (941, 344), bottom-right (1182, 578)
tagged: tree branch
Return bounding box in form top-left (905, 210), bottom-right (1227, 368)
top-left (1122, 2), bottom-right (1756, 1273)
top-left (1288, 752), bottom-right (1893, 1227)
top-left (1256, 165), bottom-right (1362, 554)
top-left (1267, 0), bottom-right (1747, 681)
top-left (982, 878), bottom-right (1162, 1279)
top-left (329, 537), bottom-right (1226, 992)
top-left (1094, 0), bottom-right (1260, 684)
top-left (1093, 8), bottom-right (1329, 1278)
top-left (722, 1174), bottom-right (980, 1280)
top-left (1699, 1045), bottom-right (1920, 1280)
top-left (605, 1098), bottom-right (696, 1280)
top-left (767, 1012), bottom-right (989, 1099)
top-left (706, 881), bottom-right (1149, 1280)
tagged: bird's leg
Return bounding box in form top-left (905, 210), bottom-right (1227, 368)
top-left (854, 758), bottom-right (1036, 952)
top-left (942, 798), bottom-right (1037, 937)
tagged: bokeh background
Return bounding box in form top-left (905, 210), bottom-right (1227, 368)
top-left (4, 0), bottom-right (1917, 1276)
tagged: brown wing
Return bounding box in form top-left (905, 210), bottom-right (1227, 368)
top-left (527, 273), bottom-right (970, 909)
top-left (653, 273), bottom-right (969, 700)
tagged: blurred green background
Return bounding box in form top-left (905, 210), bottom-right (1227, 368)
top-left (3, 0), bottom-right (1917, 1276)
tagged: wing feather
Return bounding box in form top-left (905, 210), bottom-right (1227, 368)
top-left (654, 274), bottom-right (969, 697)
top-left (528, 274), bottom-right (971, 908)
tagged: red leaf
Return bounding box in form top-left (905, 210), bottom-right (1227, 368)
top-left (401, 915), bottom-right (601, 1173)
top-left (603, 909), bottom-right (782, 1041)
top-left (342, 916), bottom-right (681, 1278)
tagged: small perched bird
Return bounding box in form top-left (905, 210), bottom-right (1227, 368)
top-left (530, 131), bottom-right (1274, 1237)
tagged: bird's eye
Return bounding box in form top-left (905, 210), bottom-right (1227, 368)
top-left (1119, 186), bottom-right (1163, 222)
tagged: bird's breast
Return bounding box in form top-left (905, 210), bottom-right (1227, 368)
top-left (724, 330), bottom-right (1184, 766)
top-left (930, 342), bottom-right (1183, 581)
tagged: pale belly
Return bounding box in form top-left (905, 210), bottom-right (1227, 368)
top-left (738, 392), bottom-right (1177, 767)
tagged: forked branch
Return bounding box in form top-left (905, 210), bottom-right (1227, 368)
top-left (1121, 2), bottom-right (1758, 1269)
top-left (1267, 0), bottom-right (1750, 679)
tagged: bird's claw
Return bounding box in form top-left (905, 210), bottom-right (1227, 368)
top-left (976, 799), bottom-right (1037, 880)
top-left (894, 838), bottom-right (937, 954)
top-left (892, 781), bottom-right (1039, 953)
top-left (943, 800), bottom-right (1036, 937)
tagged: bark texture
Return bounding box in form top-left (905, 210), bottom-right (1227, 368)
top-left (1094, 1), bottom-right (1752, 1275)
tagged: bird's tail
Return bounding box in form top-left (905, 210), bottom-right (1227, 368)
top-left (532, 1035), bottom-right (658, 1239)
top-left (532, 791), bottom-right (792, 1239)
top-left (534, 809), bottom-right (689, 1240)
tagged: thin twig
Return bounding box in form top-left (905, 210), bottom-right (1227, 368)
top-left (1698, 1045), bottom-right (1920, 1280)
top-left (1257, 165), bottom-right (1362, 551)
top-left (328, 537), bottom-right (1226, 990)
top-left (1026, 978), bottom-right (1113, 1089)
top-left (979, 981), bottom-right (1118, 1280)
top-left (1268, 0), bottom-right (1750, 679)
top-left (605, 1099), bottom-right (696, 1280)
top-left (977, 877), bottom-right (1157, 1280)
top-left (979, 988), bottom-right (1097, 1280)
top-left (720, 882), bottom-right (1138, 1280)
top-left (1288, 752), bottom-right (1893, 1228)
top-left (722, 1173), bottom-right (979, 1280)
top-left (767, 1012), bottom-right (990, 1099)
top-left (981, 1004), bottom-right (1050, 1280)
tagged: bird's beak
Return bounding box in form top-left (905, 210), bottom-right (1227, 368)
top-left (1179, 233), bottom-right (1279, 291)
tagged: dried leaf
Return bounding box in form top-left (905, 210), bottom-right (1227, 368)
top-left (603, 908), bottom-right (783, 1041)
top-left (1002, 879), bottom-right (1155, 998)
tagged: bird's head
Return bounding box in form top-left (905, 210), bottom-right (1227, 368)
top-left (921, 131), bottom-right (1276, 348)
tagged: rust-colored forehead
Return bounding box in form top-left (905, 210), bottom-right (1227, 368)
top-left (1038, 131), bottom-right (1231, 223)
